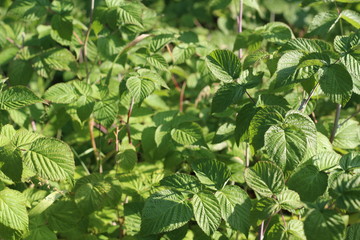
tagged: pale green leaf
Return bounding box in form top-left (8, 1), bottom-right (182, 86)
top-left (0, 87), bottom-right (42, 110)
top-left (160, 173), bottom-right (203, 193)
top-left (24, 137), bottom-right (75, 181)
top-left (150, 34), bottom-right (174, 52)
top-left (341, 10), bottom-right (360, 29)
top-left (277, 190), bottom-right (303, 213)
top-left (215, 185), bottom-right (251, 235)
top-left (141, 189), bottom-right (193, 234)
top-left (146, 54), bottom-right (168, 71)
top-left (0, 188), bottom-right (28, 231)
top-left (126, 77), bottom-right (155, 103)
top-left (206, 49), bottom-right (241, 83)
top-left (44, 83), bottom-right (78, 104)
top-left (193, 160), bottom-right (231, 190)
top-left (308, 12), bottom-right (339, 37)
top-left (245, 161), bottom-right (285, 197)
top-left (265, 125), bottom-right (307, 170)
top-left (311, 151), bottom-right (341, 171)
top-left (192, 191), bottom-right (221, 235)
top-left (171, 122), bottom-right (203, 145)
top-left (115, 143), bottom-right (137, 171)
top-left (267, 220), bottom-right (306, 240)
top-left (333, 119), bottom-right (360, 149)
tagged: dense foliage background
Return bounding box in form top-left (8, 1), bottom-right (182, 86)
top-left (0, 0), bottom-right (359, 239)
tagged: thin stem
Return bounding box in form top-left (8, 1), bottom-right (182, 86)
top-left (179, 82), bottom-right (187, 112)
top-left (126, 98), bottom-right (135, 144)
top-left (330, 104), bottom-right (342, 143)
top-left (89, 118), bottom-right (102, 173)
top-left (259, 220), bottom-right (265, 240)
top-left (237, 0), bottom-right (244, 59)
top-left (83, 0), bottom-right (95, 83)
top-left (298, 82), bottom-right (319, 111)
top-left (245, 142), bottom-right (250, 167)
top-left (339, 108), bottom-right (360, 127)
top-left (114, 127), bottom-right (120, 152)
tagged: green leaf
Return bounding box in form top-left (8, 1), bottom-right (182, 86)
top-left (34, 48), bottom-right (75, 75)
top-left (333, 119), bottom-right (360, 149)
top-left (251, 197), bottom-right (280, 222)
top-left (74, 174), bottom-right (122, 214)
top-left (51, 14), bottom-right (73, 41)
top-left (235, 103), bottom-right (259, 143)
top-left (282, 38), bottom-right (333, 53)
top-left (0, 86), bottom-right (42, 110)
top-left (146, 54), bottom-right (169, 71)
top-left (93, 98), bottom-right (118, 127)
top-left (287, 165), bottom-right (328, 202)
top-left (160, 173), bottom-right (203, 193)
top-left (304, 209), bottom-right (345, 240)
top-left (192, 191), bottom-right (221, 235)
top-left (116, 4), bottom-right (143, 28)
top-left (307, 12), bottom-right (339, 37)
top-left (193, 160), bottom-right (231, 190)
top-left (211, 83), bottom-right (245, 113)
top-left (215, 185), bottom-right (251, 235)
top-left (265, 125), bottom-right (307, 170)
top-left (172, 44), bottom-right (195, 64)
top-left (150, 34), bottom-right (174, 52)
top-left (126, 77), bottom-right (155, 103)
top-left (0, 144), bottom-right (22, 182)
top-left (277, 190), bottom-right (303, 213)
top-left (44, 83), bottom-right (78, 104)
top-left (234, 30), bottom-right (263, 53)
top-left (24, 137), bottom-right (75, 181)
top-left (340, 152), bottom-right (360, 171)
top-left (330, 174), bottom-right (360, 211)
top-left (206, 49), bottom-right (241, 83)
top-left (319, 64), bottom-right (353, 105)
top-left (141, 189), bottom-right (193, 234)
top-left (267, 220), bottom-right (306, 240)
top-left (341, 10), bottom-right (360, 29)
top-left (249, 106), bottom-right (286, 150)
top-left (311, 151), bottom-right (341, 171)
top-left (263, 22), bottom-right (293, 44)
top-left (0, 188), bottom-right (28, 231)
top-left (45, 200), bottom-right (81, 232)
top-left (138, 68), bottom-right (169, 89)
top-left (210, 0), bottom-right (232, 9)
top-left (25, 226), bottom-right (56, 240)
top-left (212, 123), bottom-right (235, 144)
top-left (345, 223), bottom-right (360, 240)
top-left (8, 60), bottom-right (33, 85)
top-left (171, 122), bottom-right (203, 145)
top-left (245, 161), bottom-right (285, 197)
top-left (115, 143), bottom-right (137, 171)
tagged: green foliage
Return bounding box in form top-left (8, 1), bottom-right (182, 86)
top-left (0, 0), bottom-right (359, 239)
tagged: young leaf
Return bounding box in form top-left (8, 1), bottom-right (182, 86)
top-left (0, 188), bottom-right (28, 231)
top-left (0, 144), bottom-right (22, 182)
top-left (245, 161), bottom-right (285, 197)
top-left (146, 54), bottom-right (169, 71)
top-left (0, 87), bottom-right (42, 110)
top-left (206, 49), bottom-right (241, 83)
top-left (287, 165), bottom-right (328, 202)
top-left (150, 34), bottom-right (174, 52)
top-left (24, 137), bottom-right (75, 181)
top-left (215, 185), bottom-right (251, 235)
top-left (307, 12), bottom-right (339, 37)
top-left (304, 209), bottom-right (345, 240)
top-left (141, 189), bottom-right (193, 234)
top-left (192, 191), bottom-right (221, 236)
